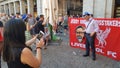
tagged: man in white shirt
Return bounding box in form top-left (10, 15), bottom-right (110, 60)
top-left (83, 12), bottom-right (99, 61)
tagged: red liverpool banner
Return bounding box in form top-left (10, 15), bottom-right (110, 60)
top-left (69, 18), bottom-right (120, 61)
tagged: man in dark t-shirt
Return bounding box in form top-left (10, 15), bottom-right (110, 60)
top-left (34, 15), bottom-right (47, 34)
top-left (35, 20), bottom-right (44, 34)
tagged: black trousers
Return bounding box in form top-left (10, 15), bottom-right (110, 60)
top-left (85, 33), bottom-right (96, 57)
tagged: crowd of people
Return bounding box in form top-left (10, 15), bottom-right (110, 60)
top-left (0, 11), bottom-right (99, 68)
top-left (0, 12), bottom-right (69, 68)
top-left (0, 13), bottom-right (47, 68)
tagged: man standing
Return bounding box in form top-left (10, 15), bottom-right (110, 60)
top-left (34, 15), bottom-right (48, 49)
top-left (35, 15), bottom-right (46, 34)
top-left (83, 12), bottom-right (99, 60)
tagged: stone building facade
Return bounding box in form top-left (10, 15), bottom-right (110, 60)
top-left (0, 0), bottom-right (120, 18)
top-left (60, 0), bottom-right (120, 18)
top-left (0, 0), bottom-right (42, 17)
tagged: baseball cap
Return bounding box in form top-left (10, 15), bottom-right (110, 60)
top-left (83, 12), bottom-right (90, 16)
top-left (22, 14), bottom-right (28, 21)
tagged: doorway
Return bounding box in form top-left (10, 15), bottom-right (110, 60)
top-left (67, 0), bottom-right (83, 17)
top-left (114, 0), bottom-right (120, 18)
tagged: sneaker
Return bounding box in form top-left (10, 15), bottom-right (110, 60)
top-left (92, 57), bottom-right (96, 61)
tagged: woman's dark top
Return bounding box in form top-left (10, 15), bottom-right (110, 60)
top-left (7, 47), bottom-right (32, 68)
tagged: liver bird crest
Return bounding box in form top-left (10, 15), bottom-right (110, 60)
top-left (96, 28), bottom-right (111, 48)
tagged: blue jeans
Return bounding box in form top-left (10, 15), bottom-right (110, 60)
top-left (85, 33), bottom-right (96, 57)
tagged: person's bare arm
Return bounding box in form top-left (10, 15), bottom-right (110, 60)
top-left (30, 22), bottom-right (38, 30)
top-left (21, 38), bottom-right (44, 68)
top-left (25, 35), bottom-right (37, 46)
top-left (42, 17), bottom-right (49, 25)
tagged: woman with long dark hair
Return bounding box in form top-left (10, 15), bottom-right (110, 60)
top-left (3, 19), bottom-right (44, 68)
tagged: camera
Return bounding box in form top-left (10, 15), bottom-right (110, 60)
top-left (37, 31), bottom-right (45, 40)
top-left (36, 31), bottom-right (46, 45)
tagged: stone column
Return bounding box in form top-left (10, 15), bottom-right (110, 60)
top-left (54, 0), bottom-right (59, 19)
top-left (106, 0), bottom-right (114, 18)
top-left (0, 5), bottom-right (1, 13)
top-left (6, 4), bottom-right (9, 15)
top-left (2, 5), bottom-right (5, 13)
top-left (19, 0), bottom-right (26, 15)
top-left (27, 0), bottom-right (34, 16)
top-left (0, 5), bottom-right (4, 13)
top-left (58, 0), bottom-right (63, 15)
top-left (37, 0), bottom-right (43, 16)
top-left (62, 0), bottom-right (67, 15)
top-left (4, 4), bottom-right (9, 15)
top-left (83, 0), bottom-right (94, 15)
top-left (1, 5), bottom-right (4, 13)
top-left (42, 0), bottom-right (49, 18)
top-left (14, 1), bottom-right (20, 15)
top-left (4, 4), bottom-right (7, 14)
top-left (83, 0), bottom-right (112, 18)
top-left (94, 0), bottom-right (106, 18)
top-left (9, 2), bottom-right (14, 15)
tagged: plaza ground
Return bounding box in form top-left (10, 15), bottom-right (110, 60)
top-left (1, 33), bottom-right (120, 68)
